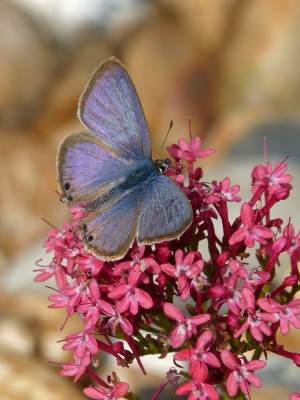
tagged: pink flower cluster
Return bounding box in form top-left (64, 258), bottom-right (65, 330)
top-left (36, 135), bottom-right (300, 400)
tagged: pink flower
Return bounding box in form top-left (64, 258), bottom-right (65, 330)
top-left (83, 382), bottom-right (129, 400)
top-left (206, 178), bottom-right (241, 204)
top-left (229, 203), bottom-right (274, 248)
top-left (113, 245), bottom-right (160, 276)
top-left (108, 267), bottom-right (153, 315)
top-left (175, 368), bottom-right (219, 400)
top-left (167, 136), bottom-right (215, 162)
top-left (258, 297), bottom-right (300, 335)
top-left (290, 394), bottom-right (300, 400)
top-left (161, 250), bottom-right (204, 300)
top-left (234, 288), bottom-right (272, 342)
top-left (77, 279), bottom-right (114, 330)
top-left (284, 224), bottom-right (300, 260)
top-left (63, 331), bottom-right (98, 358)
top-left (228, 260), bottom-right (270, 289)
top-left (60, 351), bottom-right (91, 382)
top-left (209, 275), bottom-right (247, 316)
top-left (49, 279), bottom-right (86, 316)
top-left (163, 303), bottom-right (210, 348)
top-left (34, 260), bottom-right (63, 282)
top-left (105, 306), bottom-right (133, 336)
top-left (251, 161), bottom-right (292, 195)
top-left (174, 330), bottom-right (220, 379)
top-left (221, 350), bottom-right (266, 397)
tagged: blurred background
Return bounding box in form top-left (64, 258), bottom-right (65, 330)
top-left (0, 0), bottom-right (299, 398)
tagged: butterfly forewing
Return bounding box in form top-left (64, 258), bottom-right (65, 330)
top-left (78, 57), bottom-right (151, 162)
top-left (57, 132), bottom-right (132, 205)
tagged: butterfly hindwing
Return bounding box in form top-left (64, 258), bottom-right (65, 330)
top-left (137, 175), bottom-right (193, 244)
top-left (82, 187), bottom-right (142, 261)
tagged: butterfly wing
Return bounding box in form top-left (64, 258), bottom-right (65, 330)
top-left (78, 56), bottom-right (151, 161)
top-left (137, 176), bottom-right (193, 244)
top-left (82, 187), bottom-right (142, 261)
top-left (57, 132), bottom-right (132, 205)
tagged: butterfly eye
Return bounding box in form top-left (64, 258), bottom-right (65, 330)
top-left (64, 182), bottom-right (71, 191)
top-left (154, 159), bottom-right (170, 174)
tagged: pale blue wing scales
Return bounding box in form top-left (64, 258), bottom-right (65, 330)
top-left (78, 57), bottom-right (151, 161)
top-left (137, 176), bottom-right (193, 244)
top-left (82, 188), bottom-right (141, 261)
top-left (57, 132), bottom-right (132, 205)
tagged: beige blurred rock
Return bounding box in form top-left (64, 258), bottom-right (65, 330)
top-left (0, 292), bottom-right (83, 361)
top-left (33, 39), bottom-right (113, 135)
top-left (0, 131), bottom-right (61, 266)
top-left (219, 0), bottom-right (300, 110)
top-left (0, 318), bottom-right (34, 355)
top-left (157, 0), bottom-right (240, 50)
top-left (0, 0), bottom-right (60, 128)
top-left (0, 351), bottom-right (86, 400)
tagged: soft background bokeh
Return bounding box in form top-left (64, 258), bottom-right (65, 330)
top-left (0, 0), bottom-right (299, 398)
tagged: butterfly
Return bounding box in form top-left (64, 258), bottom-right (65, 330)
top-left (57, 57), bottom-right (192, 261)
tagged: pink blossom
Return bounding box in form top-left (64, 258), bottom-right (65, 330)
top-left (228, 260), bottom-right (270, 289)
top-left (34, 260), bottom-right (63, 282)
top-left (284, 224), bottom-right (300, 260)
top-left (221, 350), bottom-right (266, 396)
top-left (234, 288), bottom-right (272, 342)
top-left (108, 269), bottom-right (153, 315)
top-left (114, 245), bottom-right (160, 276)
top-left (83, 382), bottom-right (129, 400)
top-left (175, 368), bottom-right (219, 400)
top-left (161, 250), bottom-right (204, 300)
top-left (174, 330), bottom-right (220, 379)
top-left (229, 203), bottom-right (274, 248)
top-left (163, 303), bottom-right (210, 348)
top-left (209, 275), bottom-right (247, 316)
top-left (251, 161), bottom-right (292, 195)
top-left (63, 331), bottom-right (98, 358)
top-left (290, 394), bottom-right (300, 400)
top-left (60, 351), bottom-right (91, 382)
top-left (49, 279), bottom-right (86, 316)
top-left (167, 136), bottom-right (215, 162)
top-left (258, 297), bottom-right (300, 335)
top-left (206, 178), bottom-right (241, 204)
top-left (77, 279), bottom-right (114, 330)
top-left (104, 302), bottom-right (134, 336)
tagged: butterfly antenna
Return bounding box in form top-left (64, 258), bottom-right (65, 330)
top-left (159, 120), bottom-right (173, 155)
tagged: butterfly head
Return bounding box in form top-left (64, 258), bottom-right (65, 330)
top-left (153, 158), bottom-right (170, 174)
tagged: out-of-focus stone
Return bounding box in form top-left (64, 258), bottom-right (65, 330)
top-left (0, 351), bottom-right (86, 400)
top-left (0, 292), bottom-right (84, 362)
top-left (0, 131), bottom-right (61, 267)
top-left (33, 39), bottom-right (113, 136)
top-left (0, 1), bottom-right (60, 128)
top-left (0, 318), bottom-right (34, 355)
top-left (219, 0), bottom-right (300, 110)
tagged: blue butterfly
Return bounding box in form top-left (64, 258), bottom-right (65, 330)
top-left (57, 57), bottom-right (192, 261)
